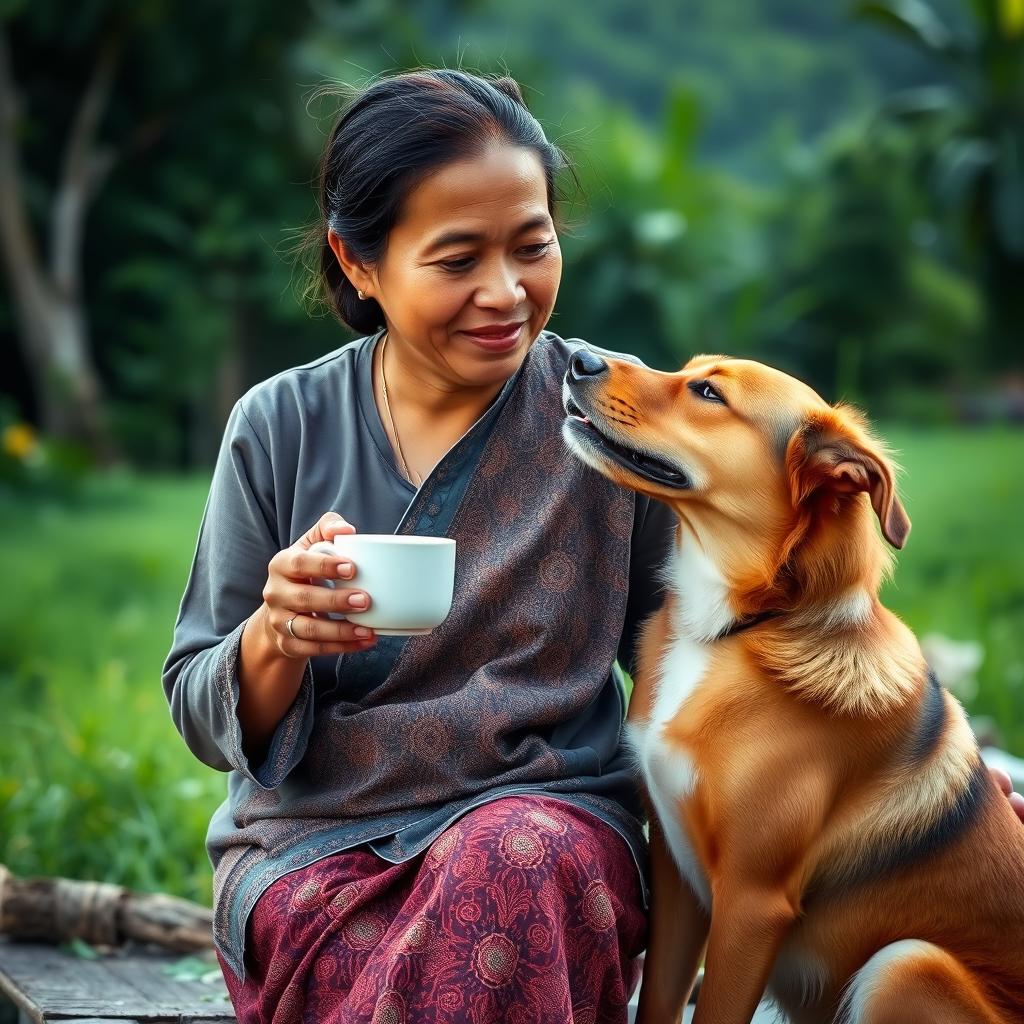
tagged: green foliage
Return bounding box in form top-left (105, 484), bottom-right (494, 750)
top-left (0, 397), bottom-right (92, 500)
top-left (554, 83), bottom-right (769, 369)
top-left (552, 83), bottom-right (987, 409)
top-left (4, 0), bottom-right (1018, 467)
top-left (0, 473), bottom-right (221, 903)
top-left (755, 117), bottom-right (983, 402)
top-left (854, 0), bottom-right (1024, 366)
top-left (4, 0), bottom-right (337, 467)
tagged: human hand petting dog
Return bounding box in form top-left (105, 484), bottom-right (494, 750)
top-left (992, 767), bottom-right (1024, 823)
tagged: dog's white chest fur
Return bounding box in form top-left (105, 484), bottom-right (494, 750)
top-left (626, 638), bottom-right (717, 910)
top-left (626, 539), bottom-right (734, 910)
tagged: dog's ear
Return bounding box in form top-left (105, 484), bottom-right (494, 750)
top-left (788, 407), bottom-right (910, 549)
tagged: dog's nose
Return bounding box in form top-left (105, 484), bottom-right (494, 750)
top-left (568, 350), bottom-right (607, 380)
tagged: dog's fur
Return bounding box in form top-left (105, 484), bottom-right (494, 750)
top-left (562, 352), bottom-right (1024, 1024)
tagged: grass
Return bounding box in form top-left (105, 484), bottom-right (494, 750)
top-left (1, 426), bottom-right (1021, 904)
top-left (0, 472), bottom-right (220, 904)
top-left (880, 427), bottom-right (1024, 747)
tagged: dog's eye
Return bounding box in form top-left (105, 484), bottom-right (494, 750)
top-left (690, 380), bottom-right (725, 404)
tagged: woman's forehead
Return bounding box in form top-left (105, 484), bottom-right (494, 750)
top-left (394, 143), bottom-right (552, 245)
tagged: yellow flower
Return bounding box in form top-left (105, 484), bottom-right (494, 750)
top-left (2, 422), bottom-right (38, 460)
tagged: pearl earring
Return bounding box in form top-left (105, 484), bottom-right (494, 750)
top-left (357, 289), bottom-right (366, 300)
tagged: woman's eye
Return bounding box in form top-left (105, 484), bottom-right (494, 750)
top-left (439, 256), bottom-right (475, 272)
top-left (519, 241), bottom-right (553, 257)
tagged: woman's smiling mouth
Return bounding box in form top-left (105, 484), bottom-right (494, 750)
top-left (461, 321), bottom-right (527, 350)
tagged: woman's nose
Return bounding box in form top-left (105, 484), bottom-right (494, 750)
top-left (476, 262), bottom-right (526, 309)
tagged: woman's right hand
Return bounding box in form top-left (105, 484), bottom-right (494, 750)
top-left (257, 511), bottom-right (377, 658)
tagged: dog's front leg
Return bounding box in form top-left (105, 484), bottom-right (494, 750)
top-left (692, 883), bottom-right (795, 1024)
top-left (634, 816), bottom-right (710, 1024)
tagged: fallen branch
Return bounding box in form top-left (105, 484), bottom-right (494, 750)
top-left (0, 864), bottom-right (214, 953)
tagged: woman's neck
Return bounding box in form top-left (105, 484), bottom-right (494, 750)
top-left (372, 333), bottom-right (512, 486)
top-left (375, 333), bottom-right (510, 425)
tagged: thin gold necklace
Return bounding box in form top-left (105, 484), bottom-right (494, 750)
top-left (379, 333), bottom-right (422, 487)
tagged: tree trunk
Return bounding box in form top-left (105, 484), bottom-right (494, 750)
top-left (15, 286), bottom-right (118, 465)
top-left (0, 24), bottom-right (120, 465)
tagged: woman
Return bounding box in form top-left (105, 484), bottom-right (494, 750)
top-left (163, 69), bottom-right (673, 1023)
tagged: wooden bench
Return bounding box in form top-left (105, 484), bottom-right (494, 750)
top-left (0, 939), bottom-right (235, 1024)
top-left (1, 939), bottom-right (745, 1023)
top-left (0, 939), bottom-right (639, 1022)
top-left (0, 940), bottom-right (652, 1023)
top-left (0, 939), bottom-right (640, 1021)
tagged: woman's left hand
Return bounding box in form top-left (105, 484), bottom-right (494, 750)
top-left (991, 767), bottom-right (1024, 823)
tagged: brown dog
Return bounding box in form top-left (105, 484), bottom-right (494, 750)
top-left (562, 350), bottom-right (1024, 1024)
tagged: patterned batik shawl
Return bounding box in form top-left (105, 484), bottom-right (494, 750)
top-left (212, 334), bottom-right (638, 976)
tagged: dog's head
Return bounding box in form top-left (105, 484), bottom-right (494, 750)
top-left (562, 349), bottom-right (909, 611)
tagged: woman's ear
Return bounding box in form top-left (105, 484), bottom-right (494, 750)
top-left (788, 407), bottom-right (911, 549)
top-left (327, 230), bottom-right (376, 299)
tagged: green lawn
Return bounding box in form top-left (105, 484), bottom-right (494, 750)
top-left (879, 428), bottom-right (1024, 746)
top-left (1, 427), bottom-right (1021, 904)
top-left (0, 473), bottom-right (220, 903)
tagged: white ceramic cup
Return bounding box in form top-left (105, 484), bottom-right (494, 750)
top-left (309, 535), bottom-right (456, 636)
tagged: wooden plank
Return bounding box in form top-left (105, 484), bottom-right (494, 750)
top-left (91, 952), bottom-right (233, 1017)
top-left (0, 941), bottom-right (234, 1021)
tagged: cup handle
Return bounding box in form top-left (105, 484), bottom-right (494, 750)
top-left (309, 540), bottom-right (348, 622)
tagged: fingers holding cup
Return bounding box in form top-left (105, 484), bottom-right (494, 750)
top-left (273, 604), bottom-right (376, 657)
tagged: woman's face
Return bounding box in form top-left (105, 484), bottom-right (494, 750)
top-left (363, 141), bottom-right (562, 391)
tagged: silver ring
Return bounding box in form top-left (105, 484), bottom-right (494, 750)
top-left (286, 615), bottom-right (299, 640)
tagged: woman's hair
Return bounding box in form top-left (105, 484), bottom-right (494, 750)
top-left (295, 69), bottom-right (572, 334)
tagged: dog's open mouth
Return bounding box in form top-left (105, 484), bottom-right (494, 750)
top-left (564, 395), bottom-right (690, 490)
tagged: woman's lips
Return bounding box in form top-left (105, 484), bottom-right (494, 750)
top-left (461, 322), bottom-right (525, 351)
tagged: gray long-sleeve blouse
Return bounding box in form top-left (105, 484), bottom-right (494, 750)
top-left (162, 328), bottom-right (676, 981)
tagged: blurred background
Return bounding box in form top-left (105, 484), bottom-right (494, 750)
top-left (1, 0), bottom-right (1021, 907)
